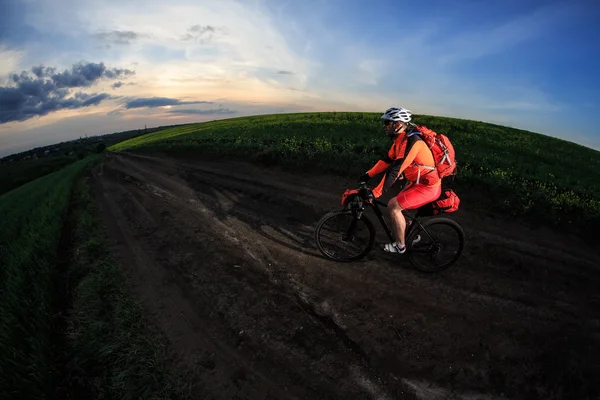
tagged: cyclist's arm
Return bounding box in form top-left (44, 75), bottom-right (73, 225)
top-left (367, 134), bottom-right (423, 179)
top-left (365, 147), bottom-right (396, 178)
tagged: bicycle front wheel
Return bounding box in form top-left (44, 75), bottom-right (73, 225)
top-left (314, 210), bottom-right (375, 262)
top-left (406, 218), bottom-right (464, 272)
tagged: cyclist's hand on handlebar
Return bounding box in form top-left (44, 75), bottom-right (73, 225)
top-left (358, 173), bottom-right (370, 183)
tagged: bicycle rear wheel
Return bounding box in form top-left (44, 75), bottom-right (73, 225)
top-left (314, 210), bottom-right (375, 262)
top-left (406, 218), bottom-right (464, 272)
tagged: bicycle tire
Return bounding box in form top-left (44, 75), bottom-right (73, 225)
top-left (314, 209), bottom-right (376, 262)
top-left (406, 217), bottom-right (464, 272)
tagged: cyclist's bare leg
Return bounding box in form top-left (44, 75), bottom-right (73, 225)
top-left (387, 197), bottom-right (406, 246)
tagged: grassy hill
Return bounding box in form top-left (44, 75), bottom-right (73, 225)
top-left (110, 112), bottom-right (600, 239)
top-left (0, 155), bottom-right (79, 196)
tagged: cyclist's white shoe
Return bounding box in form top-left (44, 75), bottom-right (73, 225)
top-left (383, 242), bottom-right (406, 254)
top-left (412, 235), bottom-right (421, 245)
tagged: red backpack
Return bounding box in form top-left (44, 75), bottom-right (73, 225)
top-left (417, 189), bottom-right (461, 217)
top-left (432, 189), bottom-right (460, 214)
top-left (415, 126), bottom-right (456, 179)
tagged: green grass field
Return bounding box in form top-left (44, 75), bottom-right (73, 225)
top-left (0, 157), bottom-right (96, 398)
top-left (0, 155), bottom-right (78, 196)
top-left (0, 156), bottom-right (188, 399)
top-left (110, 112), bottom-right (600, 238)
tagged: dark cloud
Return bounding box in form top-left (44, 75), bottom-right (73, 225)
top-left (112, 81), bottom-right (136, 89)
top-left (0, 87), bottom-right (111, 123)
top-left (92, 30), bottom-right (139, 45)
top-left (17, 62), bottom-right (135, 88)
top-left (0, 62), bottom-right (134, 124)
top-left (166, 108), bottom-right (236, 115)
top-left (125, 97), bottom-right (213, 109)
top-left (181, 24), bottom-right (220, 43)
top-left (277, 70), bottom-right (294, 75)
top-left (76, 92), bottom-right (111, 106)
top-left (52, 63), bottom-right (107, 87)
top-left (31, 65), bottom-right (56, 78)
top-left (112, 81), bottom-right (124, 89)
top-left (102, 67), bottom-right (135, 80)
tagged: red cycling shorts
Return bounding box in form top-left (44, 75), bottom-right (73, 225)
top-left (396, 183), bottom-right (442, 210)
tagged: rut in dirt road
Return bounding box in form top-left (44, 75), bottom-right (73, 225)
top-left (91, 151), bottom-right (600, 400)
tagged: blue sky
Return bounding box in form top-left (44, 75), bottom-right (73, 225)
top-left (0, 0), bottom-right (599, 157)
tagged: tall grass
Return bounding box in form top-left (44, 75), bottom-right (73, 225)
top-left (110, 112), bottom-right (600, 238)
top-left (0, 155), bottom-right (189, 399)
top-left (0, 156), bottom-right (98, 398)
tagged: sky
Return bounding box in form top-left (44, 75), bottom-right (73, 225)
top-left (0, 0), bottom-right (599, 157)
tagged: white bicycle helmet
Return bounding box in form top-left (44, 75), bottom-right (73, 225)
top-left (381, 107), bottom-right (412, 123)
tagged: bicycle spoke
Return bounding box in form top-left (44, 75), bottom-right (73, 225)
top-left (408, 218), bottom-right (464, 272)
top-left (315, 210), bottom-right (375, 262)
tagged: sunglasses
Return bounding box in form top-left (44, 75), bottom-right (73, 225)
top-left (384, 120), bottom-right (392, 126)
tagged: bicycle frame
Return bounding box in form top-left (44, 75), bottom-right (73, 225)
top-left (347, 184), bottom-right (424, 243)
top-left (323, 183), bottom-right (464, 268)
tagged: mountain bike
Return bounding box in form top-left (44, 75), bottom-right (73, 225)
top-left (314, 182), bottom-right (464, 272)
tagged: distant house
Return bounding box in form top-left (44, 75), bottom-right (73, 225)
top-left (44, 150), bottom-right (50, 156)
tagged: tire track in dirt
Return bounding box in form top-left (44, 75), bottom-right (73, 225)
top-left (92, 152), bottom-right (390, 399)
top-left (91, 151), bottom-right (600, 400)
top-left (93, 160), bottom-right (298, 399)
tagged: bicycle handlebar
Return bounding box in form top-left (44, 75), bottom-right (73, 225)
top-left (356, 183), bottom-right (374, 201)
top-left (356, 182), bottom-right (389, 207)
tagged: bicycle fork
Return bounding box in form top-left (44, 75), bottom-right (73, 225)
top-left (342, 217), bottom-right (360, 242)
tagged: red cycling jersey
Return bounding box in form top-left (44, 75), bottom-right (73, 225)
top-left (367, 131), bottom-right (441, 200)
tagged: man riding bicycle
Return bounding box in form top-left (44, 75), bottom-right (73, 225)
top-left (359, 107), bottom-right (442, 254)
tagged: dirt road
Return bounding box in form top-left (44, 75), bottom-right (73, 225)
top-left (90, 152), bottom-right (600, 399)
